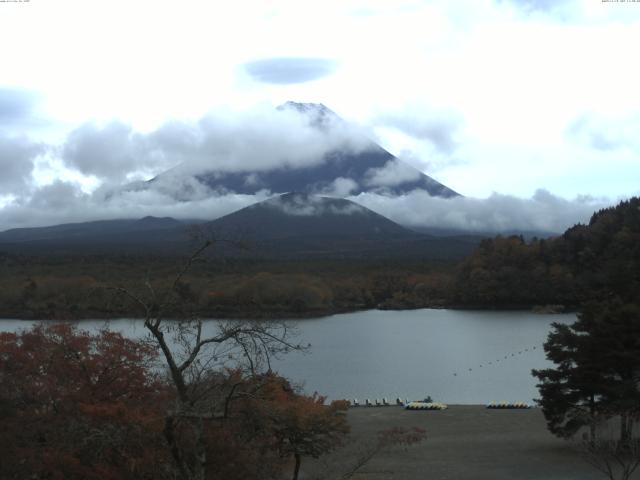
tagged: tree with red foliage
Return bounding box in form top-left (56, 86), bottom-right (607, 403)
top-left (235, 373), bottom-right (349, 480)
top-left (0, 323), bottom-right (167, 479)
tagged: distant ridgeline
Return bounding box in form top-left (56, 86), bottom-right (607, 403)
top-left (0, 197), bottom-right (636, 319)
top-left (451, 197), bottom-right (640, 309)
top-left (0, 193), bottom-right (480, 260)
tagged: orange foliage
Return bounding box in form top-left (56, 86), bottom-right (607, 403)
top-left (0, 324), bottom-right (168, 479)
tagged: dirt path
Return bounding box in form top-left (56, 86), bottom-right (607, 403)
top-left (302, 405), bottom-right (636, 480)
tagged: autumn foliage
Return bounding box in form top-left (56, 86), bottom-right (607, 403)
top-left (0, 325), bottom-right (350, 480)
top-left (0, 323), bottom-right (167, 479)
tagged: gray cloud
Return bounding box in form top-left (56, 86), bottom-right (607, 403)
top-left (62, 122), bottom-right (152, 181)
top-left (0, 179), bottom-right (620, 236)
top-left (61, 105), bottom-right (372, 184)
top-left (0, 184), bottom-right (270, 230)
top-left (0, 87), bottom-right (39, 125)
top-left (376, 112), bottom-right (460, 154)
top-left (316, 177), bottom-right (359, 197)
top-left (27, 180), bottom-right (87, 210)
top-left (244, 57), bottom-right (338, 84)
top-left (349, 189), bottom-right (614, 234)
top-left (567, 113), bottom-right (640, 152)
top-left (267, 194), bottom-right (365, 217)
top-left (364, 159), bottom-right (421, 188)
top-left (0, 135), bottom-right (43, 193)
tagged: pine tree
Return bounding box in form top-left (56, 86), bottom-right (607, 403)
top-left (533, 300), bottom-right (640, 442)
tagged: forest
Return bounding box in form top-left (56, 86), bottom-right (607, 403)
top-left (0, 197), bottom-right (638, 319)
top-left (451, 197), bottom-right (640, 309)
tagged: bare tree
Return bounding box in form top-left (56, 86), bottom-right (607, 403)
top-left (112, 239), bottom-right (304, 480)
top-left (578, 417), bottom-right (640, 480)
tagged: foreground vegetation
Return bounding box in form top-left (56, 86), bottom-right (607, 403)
top-left (0, 323), bottom-right (352, 479)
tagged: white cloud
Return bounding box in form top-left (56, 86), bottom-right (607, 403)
top-left (58, 105), bottom-right (373, 187)
top-left (364, 159), bottom-right (422, 188)
top-left (567, 112), bottom-right (640, 152)
top-left (0, 179), bottom-right (623, 235)
top-left (0, 185), bottom-right (271, 231)
top-left (266, 194), bottom-right (366, 217)
top-left (317, 177), bottom-right (359, 196)
top-left (350, 189), bottom-right (617, 233)
top-left (0, 0), bottom-right (638, 228)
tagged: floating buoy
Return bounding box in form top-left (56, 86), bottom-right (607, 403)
top-left (486, 401), bottom-right (531, 409)
top-left (405, 402), bottom-right (448, 411)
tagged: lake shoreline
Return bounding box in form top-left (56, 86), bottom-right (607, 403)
top-left (0, 302), bottom-right (572, 322)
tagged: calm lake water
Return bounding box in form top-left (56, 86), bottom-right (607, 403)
top-left (0, 309), bottom-right (575, 404)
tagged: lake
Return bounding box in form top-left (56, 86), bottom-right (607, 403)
top-left (0, 309), bottom-right (575, 404)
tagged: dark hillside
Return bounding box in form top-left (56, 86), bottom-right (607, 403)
top-left (451, 197), bottom-right (640, 308)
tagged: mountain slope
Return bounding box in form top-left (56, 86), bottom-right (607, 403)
top-left (0, 217), bottom-right (190, 254)
top-left (0, 195), bottom-right (480, 260)
top-left (206, 192), bottom-right (414, 240)
top-left (204, 193), bottom-right (479, 259)
top-left (145, 102), bottom-right (459, 199)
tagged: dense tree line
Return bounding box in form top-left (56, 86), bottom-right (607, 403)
top-left (528, 199), bottom-right (640, 479)
top-left (0, 255), bottom-right (454, 319)
top-left (452, 197), bottom-right (640, 309)
top-left (3, 197), bottom-right (638, 319)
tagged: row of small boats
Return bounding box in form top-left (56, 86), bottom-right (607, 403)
top-left (349, 398), bottom-right (532, 409)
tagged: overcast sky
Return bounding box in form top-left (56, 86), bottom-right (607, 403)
top-left (0, 0), bottom-right (638, 232)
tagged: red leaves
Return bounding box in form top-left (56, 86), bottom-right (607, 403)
top-left (0, 323), bottom-right (167, 479)
top-left (236, 373), bottom-right (350, 459)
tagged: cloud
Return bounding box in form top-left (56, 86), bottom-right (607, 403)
top-left (364, 159), bottom-right (422, 188)
top-left (60, 105), bottom-right (373, 185)
top-left (0, 135), bottom-right (44, 193)
top-left (243, 57), bottom-right (338, 84)
top-left (349, 189), bottom-right (614, 234)
top-left (266, 194), bottom-right (365, 217)
top-left (0, 184), bottom-right (271, 231)
top-left (317, 177), bottom-right (359, 197)
top-left (566, 113), bottom-right (640, 151)
top-left (27, 180), bottom-right (88, 210)
top-left (499, 0), bottom-right (577, 14)
top-left (157, 106), bottom-right (371, 175)
top-left (0, 176), bottom-right (622, 235)
top-left (376, 111), bottom-right (461, 154)
top-left (62, 122), bottom-right (148, 182)
top-left (0, 87), bottom-right (39, 125)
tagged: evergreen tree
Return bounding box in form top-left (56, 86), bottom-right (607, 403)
top-left (533, 300), bottom-right (640, 442)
